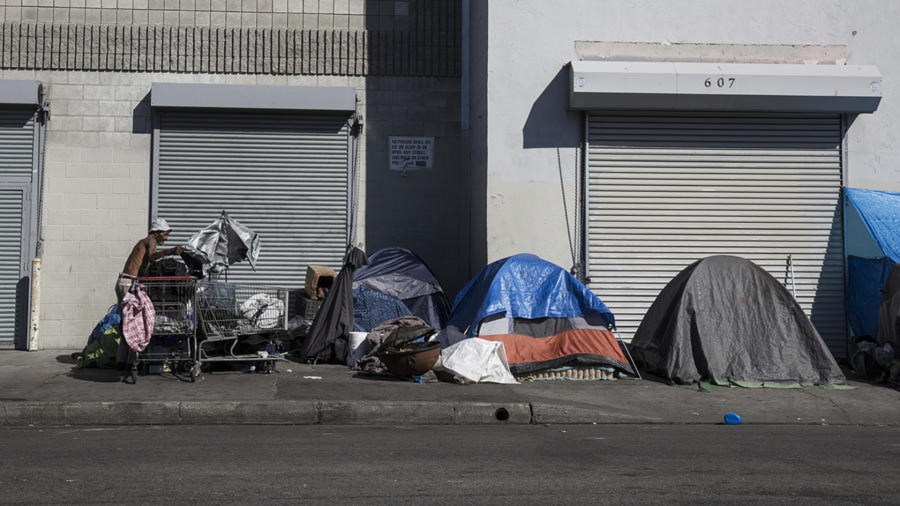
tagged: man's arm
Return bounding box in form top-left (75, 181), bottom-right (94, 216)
top-left (148, 238), bottom-right (184, 261)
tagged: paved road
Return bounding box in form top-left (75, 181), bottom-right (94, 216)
top-left (1, 424), bottom-right (897, 504)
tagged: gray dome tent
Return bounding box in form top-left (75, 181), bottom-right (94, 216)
top-left (629, 255), bottom-right (845, 385)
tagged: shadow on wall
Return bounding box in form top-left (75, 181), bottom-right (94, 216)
top-left (360, 1), bottom-right (469, 298)
top-left (812, 203), bottom-right (849, 360)
top-left (14, 276), bottom-right (29, 350)
top-left (133, 94), bottom-right (152, 134)
top-left (522, 65), bottom-right (581, 149)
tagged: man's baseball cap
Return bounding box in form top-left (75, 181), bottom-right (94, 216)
top-left (149, 218), bottom-right (172, 233)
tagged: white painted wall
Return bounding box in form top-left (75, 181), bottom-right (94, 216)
top-left (476, 0), bottom-right (900, 268)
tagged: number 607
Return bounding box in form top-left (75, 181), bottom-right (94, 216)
top-left (704, 77), bottom-right (735, 88)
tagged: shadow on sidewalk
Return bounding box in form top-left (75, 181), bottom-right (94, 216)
top-left (55, 354), bottom-right (130, 383)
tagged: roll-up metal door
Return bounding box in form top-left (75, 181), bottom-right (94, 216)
top-left (0, 111), bottom-right (35, 178)
top-left (0, 108), bottom-right (36, 348)
top-left (154, 111), bottom-right (352, 286)
top-left (0, 188), bottom-right (27, 347)
top-left (586, 112), bottom-right (845, 355)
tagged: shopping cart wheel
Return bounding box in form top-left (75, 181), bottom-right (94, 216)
top-left (190, 364), bottom-right (200, 383)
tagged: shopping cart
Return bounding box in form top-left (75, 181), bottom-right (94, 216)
top-left (195, 279), bottom-right (289, 373)
top-left (132, 276), bottom-right (199, 383)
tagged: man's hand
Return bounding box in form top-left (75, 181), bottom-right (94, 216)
top-left (174, 246), bottom-right (185, 255)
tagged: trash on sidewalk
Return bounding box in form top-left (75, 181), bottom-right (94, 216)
top-left (433, 338), bottom-right (517, 384)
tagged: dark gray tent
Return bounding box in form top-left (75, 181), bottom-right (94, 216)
top-left (630, 255), bottom-right (845, 385)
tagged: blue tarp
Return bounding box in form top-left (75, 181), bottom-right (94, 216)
top-left (449, 253), bottom-right (615, 336)
top-left (847, 256), bottom-right (893, 338)
top-left (844, 188), bottom-right (900, 338)
top-left (845, 188), bottom-right (900, 263)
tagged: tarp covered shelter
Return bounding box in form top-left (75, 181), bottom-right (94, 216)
top-left (352, 247), bottom-right (451, 330)
top-left (449, 254), bottom-right (632, 375)
top-left (844, 187), bottom-right (900, 341)
top-left (295, 246), bottom-right (368, 363)
top-left (630, 255), bottom-right (845, 385)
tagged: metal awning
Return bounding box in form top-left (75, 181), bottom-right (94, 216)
top-left (569, 61), bottom-right (881, 113)
top-left (0, 80), bottom-right (42, 107)
top-left (151, 83), bottom-right (356, 112)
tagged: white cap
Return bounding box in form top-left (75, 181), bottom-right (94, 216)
top-left (149, 218), bottom-right (172, 233)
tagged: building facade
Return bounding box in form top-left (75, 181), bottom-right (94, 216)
top-left (467, 0), bottom-right (899, 357)
top-left (1, 0), bottom-right (898, 357)
top-left (0, 0), bottom-right (465, 349)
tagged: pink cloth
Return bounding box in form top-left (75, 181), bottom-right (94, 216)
top-left (122, 283), bottom-right (156, 352)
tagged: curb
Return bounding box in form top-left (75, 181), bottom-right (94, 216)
top-left (0, 401), bottom-right (533, 427)
top-left (3, 400), bottom-right (900, 427)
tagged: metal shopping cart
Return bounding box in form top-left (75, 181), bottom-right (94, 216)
top-left (132, 276), bottom-right (199, 383)
top-left (195, 278), bottom-right (289, 373)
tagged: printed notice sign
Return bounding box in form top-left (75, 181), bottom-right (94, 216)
top-left (389, 136), bottom-right (434, 172)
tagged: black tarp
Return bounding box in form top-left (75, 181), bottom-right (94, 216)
top-left (352, 247), bottom-right (451, 329)
top-left (295, 246), bottom-right (368, 362)
top-left (629, 255), bottom-right (845, 385)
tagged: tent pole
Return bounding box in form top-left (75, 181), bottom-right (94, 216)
top-left (613, 329), bottom-right (642, 380)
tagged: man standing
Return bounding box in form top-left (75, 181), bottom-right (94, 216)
top-left (115, 218), bottom-right (184, 367)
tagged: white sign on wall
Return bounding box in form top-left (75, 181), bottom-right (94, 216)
top-left (389, 136), bottom-right (434, 172)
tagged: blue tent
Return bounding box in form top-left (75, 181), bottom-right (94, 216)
top-left (844, 187), bottom-right (900, 337)
top-left (449, 254), bottom-right (615, 336)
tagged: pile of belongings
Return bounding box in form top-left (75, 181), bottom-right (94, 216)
top-left (843, 188), bottom-right (900, 387)
top-left (297, 247), bottom-right (452, 364)
top-left (629, 255), bottom-right (846, 387)
top-left (357, 316), bottom-right (435, 375)
top-left (72, 306), bottom-right (122, 369)
top-left (447, 253), bottom-right (635, 381)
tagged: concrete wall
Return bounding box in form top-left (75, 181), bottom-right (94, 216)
top-left (473, 0), bottom-right (900, 268)
top-left (0, 0), bottom-right (463, 349)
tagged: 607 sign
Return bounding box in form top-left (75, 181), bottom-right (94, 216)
top-left (705, 77), bottom-right (735, 88)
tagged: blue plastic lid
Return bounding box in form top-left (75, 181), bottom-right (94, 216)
top-left (724, 412), bottom-right (743, 425)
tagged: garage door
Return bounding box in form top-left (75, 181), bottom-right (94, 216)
top-left (586, 112), bottom-right (846, 355)
top-left (154, 111), bottom-right (353, 286)
top-left (0, 108), bottom-right (37, 348)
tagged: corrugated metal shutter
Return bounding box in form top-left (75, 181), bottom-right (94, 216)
top-left (0, 108), bottom-right (35, 348)
top-left (586, 112), bottom-right (846, 355)
top-left (0, 110), bottom-right (35, 179)
top-left (0, 188), bottom-right (26, 347)
top-left (155, 111), bottom-right (351, 286)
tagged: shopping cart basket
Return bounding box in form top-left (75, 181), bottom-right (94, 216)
top-left (132, 276), bottom-right (198, 383)
top-left (196, 280), bottom-right (289, 372)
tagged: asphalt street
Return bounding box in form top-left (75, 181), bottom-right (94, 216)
top-left (1, 424), bottom-right (898, 504)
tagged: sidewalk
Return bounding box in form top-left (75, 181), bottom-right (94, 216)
top-left (2, 351), bottom-right (899, 426)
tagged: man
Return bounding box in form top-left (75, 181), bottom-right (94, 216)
top-left (115, 218), bottom-right (184, 367)
top-left (115, 218), bottom-right (184, 309)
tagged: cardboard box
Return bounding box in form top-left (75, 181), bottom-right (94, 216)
top-left (304, 264), bottom-right (337, 300)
